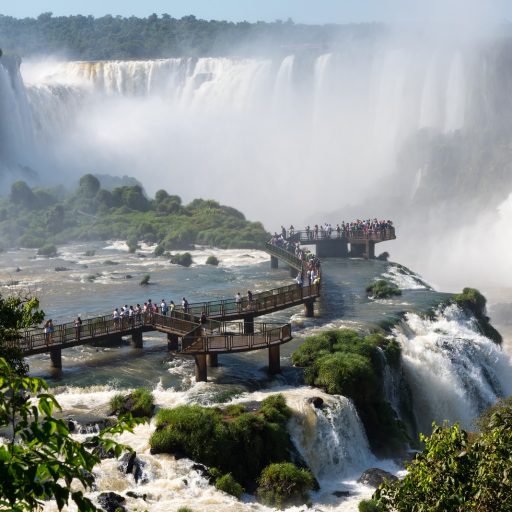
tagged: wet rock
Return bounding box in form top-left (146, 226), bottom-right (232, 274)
top-left (97, 491), bottom-right (126, 512)
top-left (358, 468), bottom-right (398, 488)
top-left (308, 396), bottom-right (324, 408)
top-left (192, 463), bottom-right (209, 478)
top-left (15, 267), bottom-right (21, 272)
top-left (126, 491), bottom-right (147, 500)
top-left (118, 451), bottom-right (146, 483)
top-left (54, 266), bottom-right (70, 272)
top-left (332, 490), bottom-right (350, 497)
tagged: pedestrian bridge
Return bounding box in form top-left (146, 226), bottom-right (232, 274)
top-left (15, 279), bottom-right (320, 381)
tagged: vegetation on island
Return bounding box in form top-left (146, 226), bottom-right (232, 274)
top-left (360, 398), bottom-right (512, 511)
top-left (292, 329), bottom-right (406, 457)
top-left (149, 394), bottom-right (314, 505)
top-left (0, 174), bottom-right (269, 252)
top-left (0, 14), bottom-right (385, 60)
top-left (139, 274), bottom-right (151, 286)
top-left (366, 279), bottom-right (401, 299)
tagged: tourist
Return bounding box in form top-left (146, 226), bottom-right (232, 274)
top-left (235, 292), bottom-right (242, 312)
top-left (161, 299), bottom-right (168, 316)
top-left (112, 308), bottom-right (120, 329)
top-left (169, 300), bottom-right (175, 316)
top-left (74, 316), bottom-right (82, 339)
top-left (247, 290), bottom-right (253, 309)
top-left (200, 310), bottom-right (207, 332)
top-left (182, 297), bottom-right (189, 315)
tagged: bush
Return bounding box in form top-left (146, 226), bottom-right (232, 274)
top-left (206, 255), bottom-right (219, 266)
top-left (154, 244), bottom-right (164, 257)
top-left (215, 473), bottom-right (244, 499)
top-left (37, 244), bottom-right (57, 257)
top-left (359, 499), bottom-right (383, 512)
top-left (366, 280), bottom-right (401, 299)
top-left (170, 252), bottom-right (193, 267)
top-left (111, 388), bottom-right (155, 418)
top-left (84, 249), bottom-right (95, 256)
top-left (140, 274), bottom-right (150, 286)
top-left (257, 462), bottom-right (314, 508)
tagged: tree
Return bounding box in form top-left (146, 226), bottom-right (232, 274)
top-left (78, 174), bottom-right (100, 199)
top-left (372, 403), bottom-right (512, 511)
top-left (0, 293), bottom-right (45, 375)
top-left (10, 181), bottom-right (36, 209)
top-left (0, 358), bottom-right (136, 511)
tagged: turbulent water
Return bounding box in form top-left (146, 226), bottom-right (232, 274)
top-left (0, 243), bottom-right (510, 511)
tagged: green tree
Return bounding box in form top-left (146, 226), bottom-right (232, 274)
top-left (78, 174), bottom-right (101, 198)
top-left (10, 181), bottom-right (36, 209)
top-left (0, 293), bottom-right (45, 375)
top-left (0, 357), bottom-right (136, 511)
top-left (374, 405), bottom-right (512, 511)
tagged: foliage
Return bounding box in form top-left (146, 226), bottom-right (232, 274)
top-left (170, 252), bottom-right (193, 267)
top-left (177, 508), bottom-right (194, 512)
top-left (205, 255), bottom-right (219, 266)
top-left (0, 175), bottom-right (269, 252)
top-left (366, 280), bottom-right (401, 299)
top-left (256, 462), bottom-right (315, 508)
top-left (109, 388), bottom-right (154, 418)
top-left (0, 357), bottom-right (136, 511)
top-left (358, 499), bottom-right (384, 512)
top-left (374, 400), bottom-right (512, 511)
top-left (37, 243), bottom-right (58, 257)
top-left (0, 293), bottom-right (45, 375)
top-left (292, 329), bottom-right (406, 456)
top-left (149, 394), bottom-right (293, 488)
top-left (140, 274), bottom-right (150, 286)
top-left (215, 473), bottom-right (244, 499)
top-left (153, 244), bottom-right (164, 257)
top-left (451, 287), bottom-right (502, 344)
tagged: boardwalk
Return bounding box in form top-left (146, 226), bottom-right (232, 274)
top-left (15, 279), bottom-right (319, 381)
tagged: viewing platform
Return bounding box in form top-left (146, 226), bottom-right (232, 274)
top-left (287, 227), bottom-right (396, 259)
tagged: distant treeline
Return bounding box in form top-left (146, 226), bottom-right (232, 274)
top-left (0, 13), bottom-right (385, 60)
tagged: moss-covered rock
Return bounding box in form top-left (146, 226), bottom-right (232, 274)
top-left (292, 329), bottom-right (407, 457)
top-left (215, 473), bottom-right (244, 498)
top-left (37, 244), bottom-right (58, 257)
top-left (452, 288), bottom-right (502, 344)
top-left (256, 462), bottom-right (315, 508)
top-left (149, 394), bottom-right (294, 489)
top-left (170, 252), bottom-right (193, 267)
top-left (109, 388), bottom-right (154, 418)
top-left (366, 280), bottom-right (401, 299)
top-left (206, 255), bottom-right (219, 266)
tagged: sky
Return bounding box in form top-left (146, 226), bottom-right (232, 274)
top-left (1, 0), bottom-right (512, 25)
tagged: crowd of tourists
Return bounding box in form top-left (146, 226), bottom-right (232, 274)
top-left (268, 233), bottom-right (321, 272)
top-left (278, 219), bottom-right (394, 240)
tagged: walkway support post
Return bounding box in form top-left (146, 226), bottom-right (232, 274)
top-left (244, 316), bottom-right (254, 334)
top-left (131, 330), bottom-right (143, 348)
top-left (207, 353), bottom-right (218, 367)
top-left (50, 347), bottom-right (62, 369)
top-left (167, 333), bottom-right (179, 350)
top-left (268, 345), bottom-right (280, 375)
top-left (195, 354), bottom-right (207, 382)
top-left (304, 299), bottom-right (315, 318)
top-left (270, 255), bottom-right (278, 269)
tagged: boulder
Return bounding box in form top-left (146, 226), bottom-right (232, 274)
top-left (332, 490), bottom-right (350, 497)
top-left (308, 396), bottom-right (324, 408)
top-left (118, 451), bottom-right (146, 484)
top-left (97, 492), bottom-right (126, 512)
top-left (358, 468), bottom-right (398, 488)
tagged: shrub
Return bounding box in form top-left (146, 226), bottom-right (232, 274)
top-left (170, 252), bottom-right (193, 267)
top-left (84, 249), bottom-right (95, 256)
top-left (359, 499), bottom-right (383, 512)
top-left (257, 462), bottom-right (314, 508)
top-left (215, 473), bottom-right (244, 499)
top-left (37, 244), bottom-right (57, 257)
top-left (140, 274), bottom-right (150, 286)
top-left (154, 244), bottom-right (164, 257)
top-left (206, 255), bottom-right (219, 266)
top-left (177, 508), bottom-right (194, 512)
top-left (366, 280), bottom-right (401, 299)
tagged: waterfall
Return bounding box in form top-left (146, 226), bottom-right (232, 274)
top-left (0, 56), bottom-right (37, 175)
top-left (393, 304), bottom-right (512, 434)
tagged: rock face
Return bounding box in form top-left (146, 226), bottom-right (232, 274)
top-left (97, 492), bottom-right (126, 512)
top-left (308, 396), bottom-right (324, 408)
top-left (118, 451), bottom-right (147, 484)
top-left (358, 468), bottom-right (398, 488)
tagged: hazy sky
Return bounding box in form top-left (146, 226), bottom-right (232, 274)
top-left (1, 0), bottom-right (511, 25)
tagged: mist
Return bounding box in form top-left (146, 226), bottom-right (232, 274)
top-left (2, 19), bottom-right (512, 294)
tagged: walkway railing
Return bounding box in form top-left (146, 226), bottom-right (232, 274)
top-left (264, 242), bottom-right (304, 270)
top-left (289, 227), bottom-right (396, 243)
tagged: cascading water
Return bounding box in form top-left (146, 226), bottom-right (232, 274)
top-left (393, 304), bottom-right (512, 434)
